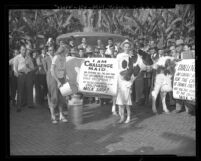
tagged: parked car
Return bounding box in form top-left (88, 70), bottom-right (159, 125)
top-left (56, 31), bottom-right (128, 47)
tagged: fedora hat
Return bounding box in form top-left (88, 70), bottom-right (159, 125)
top-left (120, 39), bottom-right (133, 49)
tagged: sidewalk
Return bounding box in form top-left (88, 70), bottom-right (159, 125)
top-left (10, 102), bottom-right (195, 155)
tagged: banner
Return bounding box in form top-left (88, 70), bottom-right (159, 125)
top-left (78, 58), bottom-right (118, 96)
top-left (173, 59), bottom-right (195, 101)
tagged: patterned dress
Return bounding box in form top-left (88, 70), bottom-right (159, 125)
top-left (116, 52), bottom-right (134, 106)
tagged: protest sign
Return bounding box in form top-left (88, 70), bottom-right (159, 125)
top-left (78, 58), bottom-right (118, 96)
top-left (173, 59), bottom-right (195, 101)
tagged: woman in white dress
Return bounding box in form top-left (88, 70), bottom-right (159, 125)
top-left (116, 40), bottom-right (134, 123)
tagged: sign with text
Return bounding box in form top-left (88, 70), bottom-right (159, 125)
top-left (78, 58), bottom-right (118, 96)
top-left (173, 59), bottom-right (195, 101)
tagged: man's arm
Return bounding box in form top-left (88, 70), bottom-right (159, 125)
top-left (13, 57), bottom-right (19, 77)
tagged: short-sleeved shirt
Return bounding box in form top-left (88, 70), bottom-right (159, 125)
top-left (13, 54), bottom-right (27, 73)
top-left (9, 55), bottom-right (18, 70)
top-left (25, 55), bottom-right (34, 73)
top-left (52, 55), bottom-right (66, 78)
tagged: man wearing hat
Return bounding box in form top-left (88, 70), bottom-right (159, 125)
top-left (105, 38), bottom-right (118, 58)
top-left (78, 37), bottom-right (89, 52)
top-left (13, 44), bottom-right (28, 112)
top-left (35, 48), bottom-right (48, 105)
top-left (142, 44), bottom-right (156, 105)
top-left (172, 39), bottom-right (194, 114)
top-left (133, 44), bottom-right (146, 106)
top-left (175, 39), bottom-right (184, 60)
top-left (181, 44), bottom-right (194, 59)
top-left (69, 37), bottom-right (76, 50)
top-left (25, 44), bottom-right (36, 108)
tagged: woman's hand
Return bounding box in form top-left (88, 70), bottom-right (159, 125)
top-left (57, 81), bottom-right (62, 88)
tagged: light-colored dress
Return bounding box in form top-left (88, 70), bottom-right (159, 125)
top-left (116, 52), bottom-right (134, 106)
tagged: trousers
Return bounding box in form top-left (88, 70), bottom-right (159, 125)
top-left (17, 73), bottom-right (27, 108)
top-left (26, 71), bottom-right (34, 106)
top-left (10, 72), bottom-right (17, 102)
top-left (35, 74), bottom-right (47, 104)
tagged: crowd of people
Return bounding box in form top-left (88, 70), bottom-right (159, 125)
top-left (9, 35), bottom-right (195, 123)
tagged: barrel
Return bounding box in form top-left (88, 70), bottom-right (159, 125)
top-left (68, 94), bottom-right (83, 126)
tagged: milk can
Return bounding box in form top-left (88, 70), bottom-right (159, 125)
top-left (68, 93), bottom-right (83, 126)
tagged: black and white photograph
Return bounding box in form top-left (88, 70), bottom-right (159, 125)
top-left (8, 5), bottom-right (195, 156)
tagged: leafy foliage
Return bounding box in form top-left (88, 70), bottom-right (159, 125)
top-left (9, 5), bottom-right (194, 52)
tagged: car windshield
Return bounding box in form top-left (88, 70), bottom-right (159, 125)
top-left (56, 32), bottom-right (127, 46)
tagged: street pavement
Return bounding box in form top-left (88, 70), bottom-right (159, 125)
top-left (10, 100), bottom-right (196, 156)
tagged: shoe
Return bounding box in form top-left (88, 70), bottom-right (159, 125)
top-left (60, 117), bottom-right (68, 123)
top-left (172, 110), bottom-right (181, 114)
top-left (124, 119), bottom-right (131, 124)
top-left (118, 118), bottom-right (124, 124)
top-left (163, 111), bottom-right (170, 114)
top-left (52, 120), bottom-right (58, 124)
top-left (152, 109), bottom-right (158, 114)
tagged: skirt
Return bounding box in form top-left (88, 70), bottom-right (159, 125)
top-left (116, 78), bottom-right (133, 106)
top-left (46, 71), bottom-right (66, 108)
